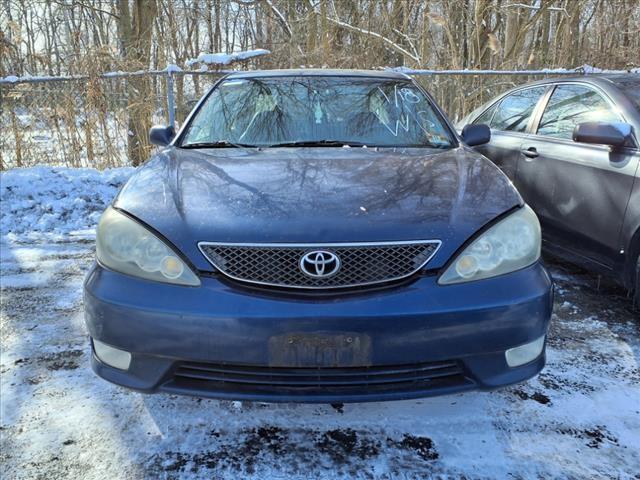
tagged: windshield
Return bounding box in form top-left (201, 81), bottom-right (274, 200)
top-left (610, 77), bottom-right (640, 113)
top-left (180, 76), bottom-right (455, 148)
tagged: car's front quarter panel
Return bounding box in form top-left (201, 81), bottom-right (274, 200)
top-left (470, 131), bottom-right (526, 181)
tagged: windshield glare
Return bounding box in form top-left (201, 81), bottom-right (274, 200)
top-left (181, 77), bottom-right (455, 148)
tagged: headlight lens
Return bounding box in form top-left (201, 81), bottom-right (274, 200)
top-left (439, 205), bottom-right (541, 284)
top-left (96, 207), bottom-right (200, 286)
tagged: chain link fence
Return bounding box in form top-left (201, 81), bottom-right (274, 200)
top-left (0, 71), bottom-right (226, 169)
top-left (0, 70), bottom-right (593, 170)
top-left (412, 73), bottom-right (553, 124)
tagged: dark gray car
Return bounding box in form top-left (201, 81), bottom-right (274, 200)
top-left (459, 74), bottom-right (640, 303)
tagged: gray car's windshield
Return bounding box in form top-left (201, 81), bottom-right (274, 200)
top-left (180, 77), bottom-right (455, 148)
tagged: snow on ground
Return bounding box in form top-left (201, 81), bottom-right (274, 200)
top-left (0, 166), bottom-right (133, 240)
top-left (1, 167), bottom-right (639, 479)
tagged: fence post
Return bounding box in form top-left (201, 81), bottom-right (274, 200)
top-left (167, 71), bottom-right (176, 129)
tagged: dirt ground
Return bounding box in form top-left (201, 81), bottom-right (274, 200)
top-left (1, 239), bottom-right (639, 479)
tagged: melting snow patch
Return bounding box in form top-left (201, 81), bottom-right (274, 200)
top-left (1, 272), bottom-right (53, 289)
top-left (1, 166), bottom-right (134, 240)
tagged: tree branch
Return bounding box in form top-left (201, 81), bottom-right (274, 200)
top-left (50, 0), bottom-right (119, 19)
top-left (263, 0), bottom-right (292, 38)
top-left (326, 17), bottom-right (420, 63)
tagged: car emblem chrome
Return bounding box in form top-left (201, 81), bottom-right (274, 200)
top-left (299, 250), bottom-right (341, 278)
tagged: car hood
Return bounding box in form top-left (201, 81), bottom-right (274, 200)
top-left (115, 146), bottom-right (522, 271)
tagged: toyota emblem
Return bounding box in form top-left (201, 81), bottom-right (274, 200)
top-left (299, 250), bottom-right (341, 278)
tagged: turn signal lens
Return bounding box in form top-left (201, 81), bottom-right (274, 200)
top-left (161, 256), bottom-right (185, 279)
top-left (455, 255), bottom-right (479, 278)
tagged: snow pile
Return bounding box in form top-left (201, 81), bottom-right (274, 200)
top-left (0, 166), bottom-right (134, 240)
top-left (185, 49), bottom-right (270, 68)
top-left (163, 63), bottom-right (183, 73)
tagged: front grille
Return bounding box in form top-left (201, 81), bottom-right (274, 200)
top-left (198, 241), bottom-right (441, 289)
top-left (168, 360), bottom-right (467, 396)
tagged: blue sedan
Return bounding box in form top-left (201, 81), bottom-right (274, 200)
top-left (84, 69), bottom-right (553, 403)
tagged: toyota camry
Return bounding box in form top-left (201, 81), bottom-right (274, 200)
top-left (84, 69), bottom-right (553, 403)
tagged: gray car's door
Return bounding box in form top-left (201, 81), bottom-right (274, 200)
top-left (516, 83), bottom-right (638, 268)
top-left (472, 86), bottom-right (549, 181)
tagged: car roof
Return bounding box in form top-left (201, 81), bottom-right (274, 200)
top-left (506, 73), bottom-right (639, 90)
top-left (225, 68), bottom-right (411, 80)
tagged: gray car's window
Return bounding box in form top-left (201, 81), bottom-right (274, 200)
top-left (537, 85), bottom-right (621, 139)
top-left (181, 77), bottom-right (455, 148)
top-left (473, 102), bottom-right (499, 126)
top-left (490, 87), bottom-right (546, 132)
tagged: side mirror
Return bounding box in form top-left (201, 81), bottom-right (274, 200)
top-left (573, 122), bottom-right (632, 148)
top-left (461, 124), bottom-right (491, 147)
top-left (149, 125), bottom-right (175, 147)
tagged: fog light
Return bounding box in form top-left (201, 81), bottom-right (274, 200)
top-left (505, 335), bottom-right (545, 367)
top-left (93, 339), bottom-right (132, 370)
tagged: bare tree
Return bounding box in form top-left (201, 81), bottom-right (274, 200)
top-left (116, 0), bottom-right (157, 166)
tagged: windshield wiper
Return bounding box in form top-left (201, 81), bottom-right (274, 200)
top-left (266, 140), bottom-right (451, 149)
top-left (266, 140), bottom-right (368, 148)
top-left (180, 140), bottom-right (259, 152)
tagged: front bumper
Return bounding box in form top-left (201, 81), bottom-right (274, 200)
top-left (84, 263), bottom-right (553, 403)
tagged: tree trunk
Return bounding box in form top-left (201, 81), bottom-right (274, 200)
top-left (117, 0), bottom-right (158, 167)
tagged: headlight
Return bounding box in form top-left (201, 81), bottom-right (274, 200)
top-left (96, 207), bottom-right (200, 286)
top-left (439, 205), bottom-right (541, 284)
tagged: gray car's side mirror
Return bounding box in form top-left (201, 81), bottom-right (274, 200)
top-left (149, 125), bottom-right (176, 147)
top-left (461, 124), bottom-right (491, 146)
top-left (573, 122), bottom-right (632, 148)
